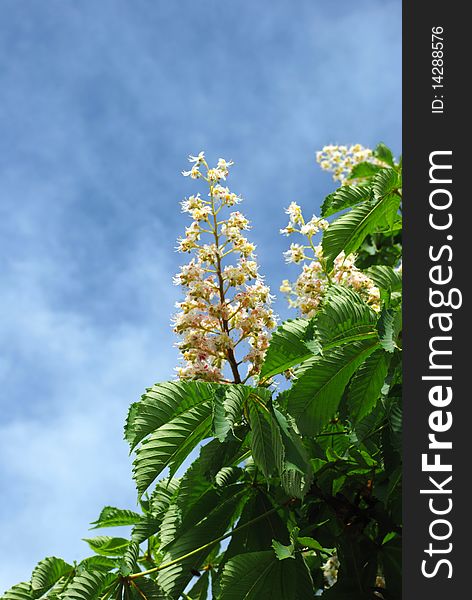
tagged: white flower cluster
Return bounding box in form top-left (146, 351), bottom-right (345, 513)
top-left (322, 554), bottom-right (340, 588)
top-left (316, 143), bottom-right (382, 184)
top-left (174, 153), bottom-right (276, 383)
top-left (280, 202), bottom-right (380, 316)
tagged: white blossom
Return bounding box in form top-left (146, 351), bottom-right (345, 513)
top-left (322, 554), bottom-right (340, 588)
top-left (316, 143), bottom-right (386, 184)
top-left (280, 200), bottom-right (380, 316)
top-left (174, 154), bottom-right (276, 383)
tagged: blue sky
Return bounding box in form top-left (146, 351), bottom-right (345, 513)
top-left (0, 0), bottom-right (401, 590)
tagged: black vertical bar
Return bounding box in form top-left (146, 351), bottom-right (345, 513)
top-left (404, 2), bottom-right (468, 598)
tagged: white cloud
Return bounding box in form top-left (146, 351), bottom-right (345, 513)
top-left (0, 234), bottom-right (178, 590)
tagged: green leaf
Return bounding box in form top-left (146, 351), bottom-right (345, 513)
top-left (313, 285), bottom-right (377, 350)
top-left (388, 398), bottom-right (402, 435)
top-left (132, 478), bottom-right (180, 544)
top-left (186, 570), bottom-right (210, 600)
top-left (125, 381), bottom-right (219, 451)
top-left (373, 142), bottom-right (395, 167)
top-left (220, 386), bottom-right (247, 434)
top-left (90, 506), bottom-right (141, 529)
top-left (157, 485), bottom-right (248, 598)
top-left (214, 466), bottom-right (242, 487)
top-left (296, 537), bottom-right (325, 552)
top-left (364, 265), bottom-right (402, 293)
top-left (82, 536), bottom-right (129, 557)
top-left (148, 478), bottom-right (180, 514)
top-left (128, 577), bottom-right (166, 599)
top-left (158, 503), bottom-right (181, 550)
top-left (119, 542), bottom-right (140, 576)
top-left (213, 387), bottom-right (231, 441)
top-left (371, 168), bottom-right (401, 199)
top-left (272, 540), bottom-right (295, 560)
top-left (224, 491), bottom-right (289, 560)
top-left (260, 319), bottom-right (317, 379)
top-left (348, 350), bottom-right (391, 423)
top-left (287, 339), bottom-right (379, 436)
top-left (248, 401), bottom-right (284, 478)
top-left (132, 400), bottom-right (213, 496)
top-left (273, 409), bottom-right (313, 498)
top-left (325, 537), bottom-right (378, 599)
top-left (377, 307), bottom-right (402, 352)
top-left (131, 514), bottom-right (161, 545)
top-left (217, 551), bottom-right (315, 599)
top-left (348, 162), bottom-right (382, 180)
top-left (380, 535), bottom-right (402, 598)
top-left (219, 385), bottom-right (271, 436)
top-left (78, 556), bottom-right (117, 573)
top-left (61, 570), bottom-right (117, 600)
top-left (174, 437), bottom-right (245, 527)
top-left (0, 583), bottom-right (33, 600)
top-left (30, 556), bottom-right (73, 597)
top-left (321, 184), bottom-right (372, 218)
top-left (322, 194), bottom-right (401, 269)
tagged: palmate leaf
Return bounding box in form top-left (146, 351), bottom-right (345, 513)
top-left (313, 285), bottom-right (377, 351)
top-left (30, 556), bottom-right (74, 597)
top-left (260, 319), bottom-right (317, 380)
top-left (217, 551), bottom-right (315, 600)
top-left (287, 339), bottom-right (380, 436)
top-left (157, 484), bottom-right (248, 598)
top-left (348, 350), bottom-right (391, 423)
top-left (248, 401), bottom-right (284, 478)
top-left (322, 194), bottom-right (401, 269)
top-left (90, 506), bottom-right (141, 529)
top-left (320, 185), bottom-right (373, 219)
